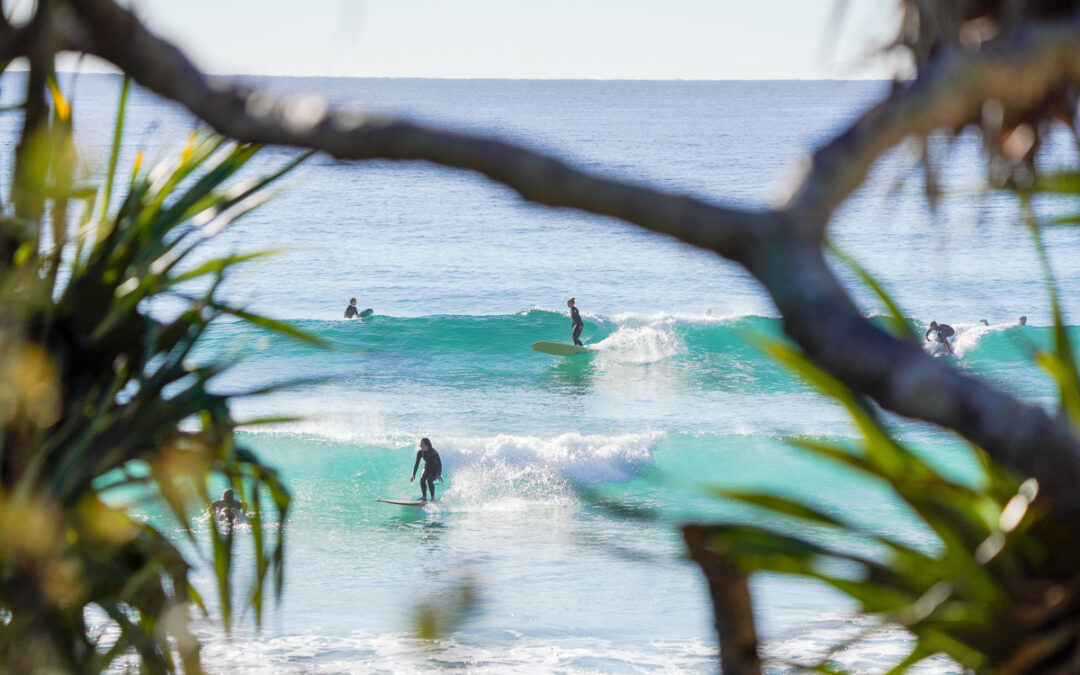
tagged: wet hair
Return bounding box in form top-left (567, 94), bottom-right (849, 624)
top-left (567, 297), bottom-right (575, 305)
top-left (349, 298), bottom-right (357, 304)
top-left (929, 321), bottom-right (938, 328)
top-left (1019, 316), bottom-right (1027, 325)
top-left (420, 437), bottom-right (433, 450)
top-left (223, 488), bottom-right (235, 501)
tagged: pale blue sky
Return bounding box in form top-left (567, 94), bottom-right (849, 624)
top-left (67, 1), bottom-right (902, 79)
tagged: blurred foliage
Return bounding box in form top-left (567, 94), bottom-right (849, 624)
top-left (693, 223), bottom-right (1080, 672)
top-left (412, 575), bottom-right (480, 641)
top-left (889, 1), bottom-right (1080, 198)
top-left (0, 71), bottom-right (315, 672)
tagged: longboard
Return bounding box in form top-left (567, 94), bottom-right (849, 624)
top-left (532, 341), bottom-right (594, 356)
top-left (376, 498), bottom-right (430, 506)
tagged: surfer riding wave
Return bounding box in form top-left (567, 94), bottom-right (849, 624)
top-left (568, 297), bottom-right (584, 346)
top-left (410, 437), bottom-right (443, 502)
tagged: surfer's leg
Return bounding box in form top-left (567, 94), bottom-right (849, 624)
top-left (424, 475), bottom-right (436, 501)
top-left (572, 325), bottom-right (583, 346)
top-left (419, 478), bottom-right (429, 501)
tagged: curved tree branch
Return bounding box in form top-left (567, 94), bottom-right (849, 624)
top-left (782, 15), bottom-right (1080, 237)
top-left (62, 0), bottom-right (1080, 521)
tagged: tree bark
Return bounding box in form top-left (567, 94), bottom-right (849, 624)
top-left (684, 525), bottom-right (763, 675)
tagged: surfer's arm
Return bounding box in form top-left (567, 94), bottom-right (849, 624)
top-left (411, 451), bottom-right (422, 479)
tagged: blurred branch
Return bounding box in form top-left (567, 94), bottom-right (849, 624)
top-left (60, 0), bottom-right (1080, 523)
top-left (683, 524), bottom-right (762, 675)
top-left (0, 13), bottom-right (29, 61)
top-left (783, 14), bottom-right (1080, 235)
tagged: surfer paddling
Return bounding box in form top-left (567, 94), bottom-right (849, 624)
top-left (410, 438), bottom-right (443, 502)
top-left (925, 320), bottom-right (955, 355)
top-left (344, 298), bottom-right (360, 319)
top-left (210, 488), bottom-right (247, 524)
top-left (568, 297), bottom-right (584, 346)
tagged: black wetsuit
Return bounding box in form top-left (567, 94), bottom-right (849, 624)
top-left (345, 305), bottom-right (359, 319)
top-left (412, 447), bottom-right (442, 501)
top-left (570, 305), bottom-right (584, 346)
top-left (926, 323), bottom-right (955, 352)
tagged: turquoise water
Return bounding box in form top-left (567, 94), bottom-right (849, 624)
top-left (4, 73), bottom-right (1079, 672)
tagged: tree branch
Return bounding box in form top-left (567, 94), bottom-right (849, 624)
top-left (683, 524), bottom-right (762, 675)
top-left (781, 14), bottom-right (1080, 237)
top-left (63, 0), bottom-right (1080, 521)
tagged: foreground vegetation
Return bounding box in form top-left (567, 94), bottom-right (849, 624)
top-left (5, 0), bottom-right (1080, 671)
top-left (0, 72), bottom-right (311, 672)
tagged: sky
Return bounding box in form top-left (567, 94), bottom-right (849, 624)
top-left (53, 0), bottom-right (903, 79)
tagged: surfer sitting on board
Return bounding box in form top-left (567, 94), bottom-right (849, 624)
top-left (925, 321), bottom-right (955, 355)
top-left (410, 438), bottom-right (443, 502)
top-left (344, 298), bottom-right (361, 319)
top-left (568, 297), bottom-right (584, 346)
top-left (211, 488), bottom-right (246, 524)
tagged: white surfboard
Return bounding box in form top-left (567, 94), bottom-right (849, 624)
top-left (376, 498), bottom-right (430, 506)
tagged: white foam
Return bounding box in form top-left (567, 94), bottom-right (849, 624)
top-left (448, 431), bottom-right (658, 481)
top-left (606, 309), bottom-right (764, 324)
top-left (228, 392), bottom-right (414, 446)
top-left (429, 431), bottom-right (662, 511)
top-left (152, 617), bottom-right (960, 673)
top-left (765, 613), bottom-right (961, 673)
top-left (589, 324), bottom-right (684, 364)
top-left (188, 629), bottom-right (716, 674)
top-left (920, 320), bottom-right (1012, 358)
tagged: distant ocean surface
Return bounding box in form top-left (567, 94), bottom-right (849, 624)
top-left (5, 73), bottom-right (1080, 672)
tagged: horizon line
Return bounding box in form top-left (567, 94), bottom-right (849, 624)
top-left (16, 68), bottom-right (894, 83)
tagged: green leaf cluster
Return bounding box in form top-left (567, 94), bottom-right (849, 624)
top-left (0, 74), bottom-right (314, 673)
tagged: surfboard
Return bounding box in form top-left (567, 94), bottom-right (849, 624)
top-left (359, 308), bottom-right (374, 318)
top-left (532, 341), bottom-right (594, 356)
top-left (376, 498), bottom-right (429, 506)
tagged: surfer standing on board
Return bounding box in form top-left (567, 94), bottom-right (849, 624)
top-left (344, 298), bottom-right (360, 319)
top-left (410, 438), bottom-right (443, 502)
top-left (925, 320), bottom-right (955, 355)
top-left (568, 297), bottom-right (584, 346)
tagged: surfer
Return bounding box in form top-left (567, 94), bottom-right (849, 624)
top-left (568, 297), bottom-right (584, 346)
top-left (210, 488), bottom-right (246, 524)
top-left (410, 438), bottom-right (443, 502)
top-left (925, 320), bottom-right (955, 355)
top-left (344, 298), bottom-right (360, 319)
top-left (1019, 316), bottom-right (1027, 325)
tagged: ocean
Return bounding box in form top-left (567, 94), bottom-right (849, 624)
top-left (5, 73), bottom-right (1080, 672)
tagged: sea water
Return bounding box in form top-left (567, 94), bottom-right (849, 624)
top-left (4, 74), bottom-right (1080, 673)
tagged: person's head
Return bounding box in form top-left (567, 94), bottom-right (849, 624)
top-left (349, 298), bottom-right (357, 306)
top-left (1019, 315), bottom-right (1027, 325)
top-left (567, 297), bottom-right (575, 308)
top-left (222, 488), bottom-right (235, 502)
top-left (929, 321), bottom-right (938, 329)
top-left (420, 437), bottom-right (433, 451)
